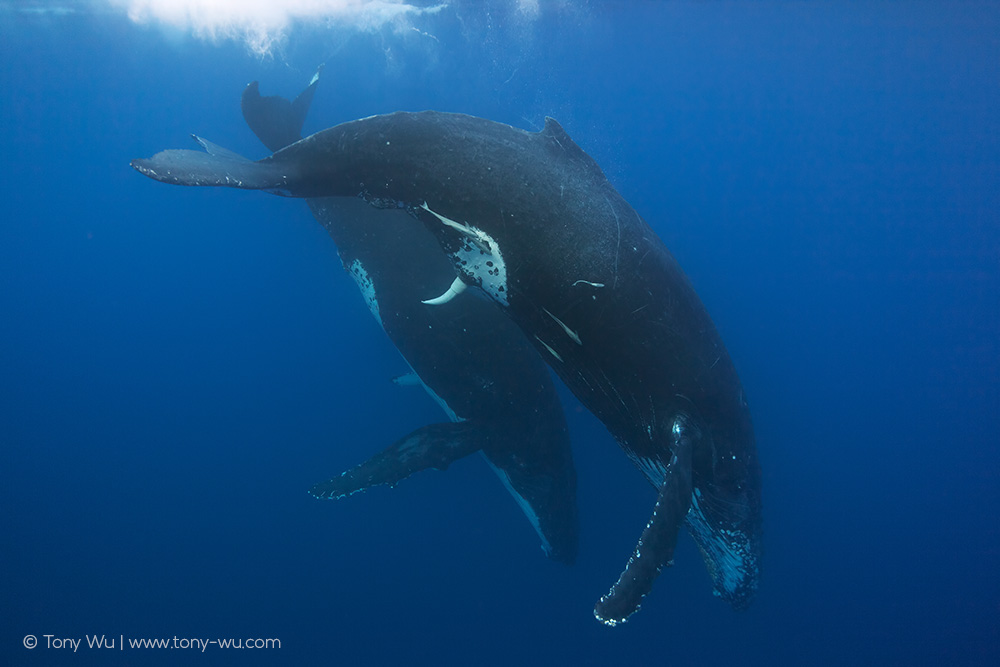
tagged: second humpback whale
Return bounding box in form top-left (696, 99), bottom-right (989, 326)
top-left (133, 104), bottom-right (763, 625)
top-left (235, 72), bottom-right (577, 563)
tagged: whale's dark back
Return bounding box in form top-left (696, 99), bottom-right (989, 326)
top-left (132, 108), bottom-right (762, 608)
top-left (269, 111), bottom-right (764, 605)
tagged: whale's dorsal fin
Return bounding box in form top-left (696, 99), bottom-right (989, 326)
top-left (391, 372), bottom-right (422, 387)
top-left (540, 117), bottom-right (608, 181)
top-left (191, 135), bottom-right (251, 162)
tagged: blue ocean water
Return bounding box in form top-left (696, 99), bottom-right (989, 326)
top-left (1, 1), bottom-right (997, 665)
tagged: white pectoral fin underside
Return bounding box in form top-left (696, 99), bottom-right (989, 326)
top-left (420, 202), bottom-right (509, 306)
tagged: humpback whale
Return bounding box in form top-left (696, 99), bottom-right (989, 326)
top-left (236, 72), bottom-right (578, 564)
top-left (133, 105), bottom-right (763, 624)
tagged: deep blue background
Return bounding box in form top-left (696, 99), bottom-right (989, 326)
top-left (2, 1), bottom-right (998, 665)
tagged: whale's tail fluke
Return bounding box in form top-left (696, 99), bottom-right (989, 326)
top-left (131, 65), bottom-right (322, 194)
top-left (242, 65), bottom-right (323, 153)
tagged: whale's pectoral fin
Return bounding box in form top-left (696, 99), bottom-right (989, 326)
top-left (309, 422), bottom-right (483, 500)
top-left (593, 417), bottom-right (696, 626)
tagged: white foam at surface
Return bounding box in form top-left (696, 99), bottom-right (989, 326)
top-left (109, 0), bottom-right (447, 55)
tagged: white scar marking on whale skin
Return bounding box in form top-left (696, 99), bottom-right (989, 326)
top-left (347, 259), bottom-right (381, 326)
top-left (420, 202), bottom-right (509, 306)
top-left (422, 276), bottom-right (467, 305)
top-left (604, 195), bottom-right (621, 289)
top-left (534, 335), bottom-right (563, 362)
top-left (572, 280), bottom-right (605, 288)
top-left (630, 304), bottom-right (650, 316)
top-left (543, 307), bottom-right (582, 345)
